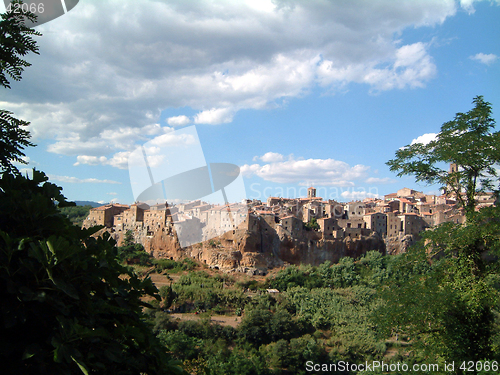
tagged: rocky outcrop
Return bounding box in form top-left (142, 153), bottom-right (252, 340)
top-left (384, 234), bottom-right (416, 255)
top-left (137, 220), bottom-right (386, 272)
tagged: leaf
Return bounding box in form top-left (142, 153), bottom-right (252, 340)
top-left (71, 356), bottom-right (89, 375)
top-left (22, 343), bottom-right (41, 360)
top-left (50, 277), bottom-right (79, 300)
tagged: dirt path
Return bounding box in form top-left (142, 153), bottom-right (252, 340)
top-left (170, 313), bottom-right (241, 328)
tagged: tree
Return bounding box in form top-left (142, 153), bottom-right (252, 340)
top-left (0, 3), bottom-right (187, 374)
top-left (380, 96), bottom-right (500, 366)
top-left (0, 1), bottom-right (40, 173)
top-left (0, 170), bottom-right (187, 374)
top-left (387, 95), bottom-right (500, 217)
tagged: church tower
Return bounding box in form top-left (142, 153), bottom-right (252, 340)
top-left (446, 163), bottom-right (459, 196)
top-left (307, 187), bottom-right (316, 198)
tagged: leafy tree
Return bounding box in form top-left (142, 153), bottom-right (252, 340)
top-left (0, 1), bottom-right (40, 173)
top-left (0, 3), bottom-right (187, 374)
top-left (381, 96), bottom-right (500, 365)
top-left (123, 229), bottom-right (135, 246)
top-left (0, 170), bottom-right (186, 374)
top-left (304, 217), bottom-right (320, 231)
top-left (387, 95), bottom-right (499, 217)
top-left (59, 204), bottom-right (93, 226)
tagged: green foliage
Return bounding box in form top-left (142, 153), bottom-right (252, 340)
top-left (59, 204), bottom-right (92, 226)
top-left (117, 242), bottom-right (152, 266)
top-left (261, 335), bottom-right (329, 374)
top-left (0, 1), bottom-right (40, 173)
top-left (169, 271), bottom-right (247, 313)
top-left (387, 95), bottom-right (500, 217)
top-left (123, 229), bottom-right (135, 246)
top-left (382, 97), bottom-right (500, 365)
top-left (202, 347), bottom-right (273, 375)
top-left (159, 284), bottom-right (177, 309)
top-left (158, 329), bottom-right (203, 360)
top-left (0, 170), bottom-right (186, 374)
top-left (304, 217), bottom-right (320, 231)
top-left (151, 311), bottom-right (177, 334)
top-left (267, 252), bottom-right (393, 291)
top-left (0, 109), bottom-right (34, 173)
top-left (153, 257), bottom-right (197, 273)
top-left (0, 0), bottom-right (40, 89)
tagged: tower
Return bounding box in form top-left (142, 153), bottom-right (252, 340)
top-left (446, 163), bottom-right (459, 196)
top-left (307, 187), bottom-right (316, 199)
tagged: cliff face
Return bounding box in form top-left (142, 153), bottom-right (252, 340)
top-left (384, 234), bottom-right (416, 255)
top-left (139, 220), bottom-right (386, 273)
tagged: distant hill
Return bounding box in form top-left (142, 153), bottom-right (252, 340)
top-left (74, 201), bottom-right (105, 208)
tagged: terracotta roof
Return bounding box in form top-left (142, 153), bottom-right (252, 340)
top-left (398, 198), bottom-right (414, 204)
top-left (92, 205), bottom-right (110, 211)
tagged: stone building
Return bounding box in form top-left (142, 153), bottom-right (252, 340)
top-left (398, 213), bottom-right (427, 236)
top-left (83, 204), bottom-right (129, 228)
top-left (363, 212), bottom-right (387, 237)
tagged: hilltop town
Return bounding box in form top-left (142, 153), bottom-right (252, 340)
top-left (83, 174), bottom-right (496, 273)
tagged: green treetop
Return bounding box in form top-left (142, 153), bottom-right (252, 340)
top-left (387, 95), bottom-right (500, 218)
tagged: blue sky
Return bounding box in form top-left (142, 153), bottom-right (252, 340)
top-left (2, 0), bottom-right (499, 204)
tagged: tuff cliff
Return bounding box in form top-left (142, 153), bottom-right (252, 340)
top-left (138, 219), bottom-right (386, 273)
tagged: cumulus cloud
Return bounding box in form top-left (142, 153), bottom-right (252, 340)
top-left (258, 152), bottom-right (285, 163)
top-left (48, 174), bottom-right (121, 184)
top-left (411, 132), bottom-right (438, 145)
top-left (12, 156), bottom-right (38, 166)
top-left (0, 0), bottom-right (477, 160)
top-left (470, 53), bottom-right (498, 65)
top-left (167, 115), bottom-right (191, 127)
top-left (318, 42), bottom-right (437, 91)
top-left (194, 108), bottom-right (234, 125)
top-left (241, 152), bottom-right (370, 186)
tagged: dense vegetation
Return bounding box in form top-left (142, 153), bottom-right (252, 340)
top-left (139, 250), bottom-right (500, 374)
top-left (0, 4), bottom-right (186, 374)
top-left (1, 2), bottom-right (499, 374)
top-left (59, 204), bottom-right (92, 226)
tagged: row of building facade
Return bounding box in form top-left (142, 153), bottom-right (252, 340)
top-left (83, 185), bottom-right (496, 247)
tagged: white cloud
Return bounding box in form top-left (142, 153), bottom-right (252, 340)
top-left (12, 156), bottom-right (38, 166)
top-left (48, 174), bottom-right (121, 184)
top-left (318, 42), bottom-right (437, 91)
top-left (241, 155), bottom-right (370, 186)
top-left (74, 155), bottom-right (108, 166)
top-left (73, 130), bottom-right (196, 170)
top-left (194, 108), bottom-right (234, 125)
top-left (0, 0), bottom-right (467, 158)
top-left (47, 124), bottom-right (173, 157)
top-left (259, 152), bottom-right (285, 163)
top-left (411, 132), bottom-right (438, 145)
top-left (470, 53), bottom-right (498, 65)
top-left (167, 115), bottom-right (191, 127)
top-left (149, 133), bottom-right (197, 147)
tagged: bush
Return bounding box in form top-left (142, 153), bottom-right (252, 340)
top-left (0, 170), bottom-right (186, 375)
top-left (153, 257), bottom-right (197, 273)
